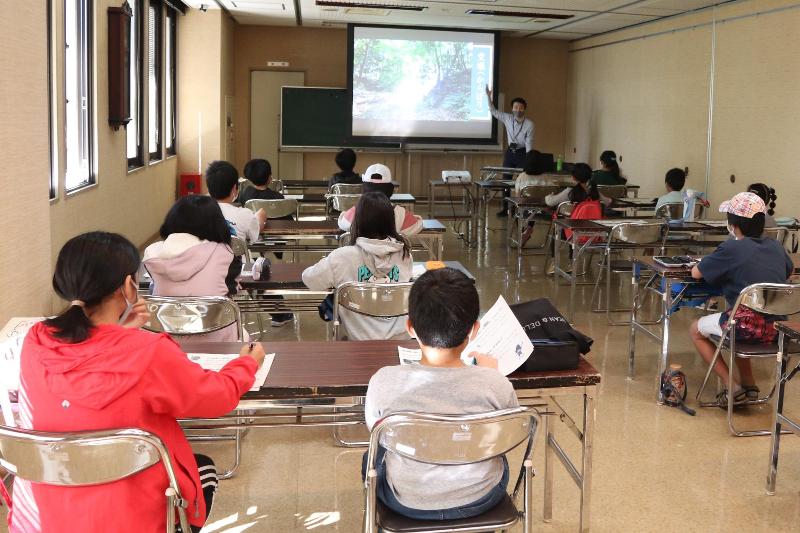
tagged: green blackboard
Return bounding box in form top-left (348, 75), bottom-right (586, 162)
top-left (280, 87), bottom-right (398, 149)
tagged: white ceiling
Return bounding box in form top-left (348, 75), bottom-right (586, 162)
top-left (185, 0), bottom-right (734, 40)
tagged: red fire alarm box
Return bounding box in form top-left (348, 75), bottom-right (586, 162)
top-left (179, 174), bottom-right (202, 197)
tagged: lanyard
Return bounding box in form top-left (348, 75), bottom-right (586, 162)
top-left (509, 118), bottom-right (525, 143)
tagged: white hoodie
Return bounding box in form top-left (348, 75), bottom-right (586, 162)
top-left (302, 237), bottom-right (413, 341)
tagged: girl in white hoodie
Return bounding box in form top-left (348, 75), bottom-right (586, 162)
top-left (143, 195), bottom-right (239, 341)
top-left (303, 192), bottom-right (413, 340)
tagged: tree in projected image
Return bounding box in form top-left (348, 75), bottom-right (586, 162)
top-left (353, 39), bottom-right (471, 122)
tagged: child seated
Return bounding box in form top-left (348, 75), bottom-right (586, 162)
top-left (364, 267), bottom-right (518, 520)
top-left (513, 150), bottom-right (547, 195)
top-left (237, 158), bottom-right (288, 208)
top-left (303, 191), bottom-right (412, 340)
top-left (337, 163), bottom-right (423, 236)
top-left (655, 168), bottom-right (686, 212)
top-left (544, 162), bottom-right (593, 208)
top-left (590, 150), bottom-right (627, 186)
top-left (206, 160), bottom-right (265, 242)
top-left (143, 196), bottom-right (240, 341)
top-left (11, 231), bottom-right (263, 533)
top-left (689, 192), bottom-right (794, 407)
top-left (329, 148), bottom-right (361, 186)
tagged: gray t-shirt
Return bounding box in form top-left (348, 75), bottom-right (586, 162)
top-left (365, 364), bottom-right (519, 510)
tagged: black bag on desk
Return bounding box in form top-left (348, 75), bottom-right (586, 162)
top-left (510, 298), bottom-right (593, 371)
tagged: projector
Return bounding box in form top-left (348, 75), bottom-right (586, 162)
top-left (442, 171), bottom-right (471, 183)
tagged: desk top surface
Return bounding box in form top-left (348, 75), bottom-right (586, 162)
top-left (634, 254), bottom-right (800, 276)
top-left (259, 218), bottom-right (443, 236)
top-left (775, 322), bottom-right (800, 340)
top-left (554, 219), bottom-right (719, 232)
top-left (286, 193), bottom-right (415, 203)
top-left (282, 180), bottom-right (400, 188)
top-left (178, 340), bottom-right (601, 398)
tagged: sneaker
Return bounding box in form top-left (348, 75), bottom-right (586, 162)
top-left (270, 313), bottom-right (294, 327)
top-left (715, 389), bottom-right (748, 410)
top-left (743, 385), bottom-right (760, 401)
top-left (545, 264), bottom-right (555, 276)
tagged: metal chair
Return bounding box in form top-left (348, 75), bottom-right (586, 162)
top-left (142, 296), bottom-right (245, 477)
top-left (363, 407), bottom-right (540, 533)
top-left (510, 185), bottom-right (564, 250)
top-left (326, 193), bottom-right (362, 217)
top-left (333, 281), bottom-right (413, 341)
top-left (339, 231), bottom-right (353, 247)
top-left (655, 202), bottom-right (704, 220)
top-left (0, 426), bottom-right (191, 533)
top-left (142, 295), bottom-right (243, 340)
top-left (540, 201), bottom-right (577, 274)
top-left (765, 226), bottom-right (789, 247)
top-left (269, 178), bottom-right (284, 193)
top-left (230, 236), bottom-right (248, 258)
top-left (696, 283), bottom-right (800, 436)
top-left (238, 177), bottom-right (253, 194)
top-left (244, 198), bottom-right (298, 219)
top-left (597, 184), bottom-right (627, 199)
top-left (330, 183), bottom-right (363, 195)
top-left (591, 222), bottom-right (666, 325)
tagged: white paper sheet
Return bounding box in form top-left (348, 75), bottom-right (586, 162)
top-left (411, 263), bottom-right (427, 279)
top-left (397, 346), bottom-right (422, 365)
top-left (461, 296), bottom-right (533, 376)
top-left (188, 352), bottom-right (275, 392)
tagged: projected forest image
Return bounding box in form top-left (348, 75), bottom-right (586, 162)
top-left (353, 39), bottom-right (473, 121)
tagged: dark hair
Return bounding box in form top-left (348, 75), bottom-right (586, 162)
top-left (43, 232), bottom-right (140, 343)
top-left (349, 191), bottom-right (410, 257)
top-left (728, 212), bottom-right (765, 238)
top-left (363, 181), bottom-right (395, 198)
top-left (205, 160), bottom-right (239, 199)
top-left (335, 148), bottom-right (357, 172)
top-left (665, 168), bottom-right (686, 192)
top-left (409, 268), bottom-right (479, 349)
top-left (510, 97), bottom-right (527, 109)
top-left (747, 182), bottom-right (777, 216)
top-left (599, 150), bottom-right (623, 182)
top-left (523, 150), bottom-right (545, 175)
top-left (569, 163), bottom-right (599, 202)
top-left (243, 159), bottom-right (271, 186)
top-left (160, 195), bottom-right (232, 244)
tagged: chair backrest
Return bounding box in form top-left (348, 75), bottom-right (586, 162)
top-left (764, 226), bottom-right (788, 245)
top-left (327, 193), bottom-right (361, 213)
top-left (238, 177), bottom-right (253, 193)
top-left (608, 222), bottom-right (665, 245)
top-left (655, 202), bottom-right (683, 220)
top-left (732, 283), bottom-right (800, 317)
top-left (519, 185), bottom-right (562, 201)
top-left (230, 236), bottom-right (248, 257)
top-left (244, 198), bottom-right (297, 219)
top-left (268, 178), bottom-right (284, 193)
top-left (334, 281), bottom-right (413, 318)
top-left (142, 296), bottom-right (243, 339)
top-left (0, 426), bottom-right (176, 486)
top-left (368, 408), bottom-right (538, 465)
top-left (330, 183), bottom-right (363, 195)
top-left (555, 201), bottom-right (575, 218)
top-left (597, 184), bottom-right (627, 199)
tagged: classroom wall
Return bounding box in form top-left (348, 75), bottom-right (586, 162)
top-left (232, 26), bottom-right (570, 196)
top-left (564, 0), bottom-right (800, 208)
top-left (0, 2), bottom-right (54, 323)
top-left (49, 0), bottom-right (178, 279)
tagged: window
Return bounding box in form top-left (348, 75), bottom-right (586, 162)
top-left (64, 0), bottom-right (93, 192)
top-left (148, 0), bottom-right (162, 161)
top-left (127, 0), bottom-right (144, 169)
top-left (165, 8), bottom-right (176, 155)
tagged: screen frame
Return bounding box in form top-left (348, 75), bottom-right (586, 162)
top-left (347, 23), bottom-right (501, 145)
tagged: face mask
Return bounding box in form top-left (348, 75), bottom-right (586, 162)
top-left (118, 278), bottom-right (136, 324)
top-left (513, 110), bottom-right (524, 119)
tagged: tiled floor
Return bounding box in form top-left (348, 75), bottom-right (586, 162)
top-left (5, 211), bottom-right (800, 532)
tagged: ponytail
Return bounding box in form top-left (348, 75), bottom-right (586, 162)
top-left (587, 181), bottom-right (600, 201)
top-left (748, 182), bottom-right (777, 216)
top-left (43, 232), bottom-right (141, 343)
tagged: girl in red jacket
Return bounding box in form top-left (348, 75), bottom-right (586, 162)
top-left (10, 231), bottom-right (264, 533)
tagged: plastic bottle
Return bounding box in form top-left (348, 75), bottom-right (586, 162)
top-left (556, 154), bottom-right (563, 172)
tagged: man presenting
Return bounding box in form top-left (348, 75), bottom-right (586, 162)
top-left (486, 85), bottom-right (535, 216)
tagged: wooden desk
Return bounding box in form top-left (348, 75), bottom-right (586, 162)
top-left (179, 340), bottom-right (600, 532)
top-left (253, 219), bottom-right (446, 260)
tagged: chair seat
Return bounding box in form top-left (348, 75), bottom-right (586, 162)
top-left (709, 335), bottom-right (800, 356)
top-left (376, 493), bottom-right (520, 533)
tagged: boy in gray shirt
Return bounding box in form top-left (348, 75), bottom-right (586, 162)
top-left (364, 267), bottom-right (519, 520)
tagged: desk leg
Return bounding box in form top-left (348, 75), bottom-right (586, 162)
top-left (553, 226), bottom-right (561, 288)
top-left (436, 234), bottom-right (443, 261)
top-left (657, 278), bottom-right (672, 404)
top-left (580, 388), bottom-right (595, 533)
top-left (767, 331), bottom-right (788, 494)
top-left (628, 264), bottom-right (641, 378)
top-left (428, 182), bottom-right (434, 218)
top-left (569, 240), bottom-right (579, 321)
top-left (543, 401), bottom-right (554, 522)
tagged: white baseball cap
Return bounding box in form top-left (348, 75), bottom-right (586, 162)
top-left (362, 163), bottom-right (392, 183)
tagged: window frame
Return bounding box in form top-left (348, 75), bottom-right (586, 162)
top-left (63, 0), bottom-right (95, 194)
top-left (48, 0), bottom-right (57, 200)
top-left (165, 7), bottom-right (176, 156)
top-left (127, 0), bottom-right (145, 170)
top-left (148, 0), bottom-right (163, 163)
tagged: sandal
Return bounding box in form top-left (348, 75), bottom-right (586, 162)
top-left (743, 385), bottom-right (760, 401)
top-left (715, 389), bottom-right (748, 410)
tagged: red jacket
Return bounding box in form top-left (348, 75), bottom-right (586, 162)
top-left (564, 199), bottom-right (603, 242)
top-left (10, 323), bottom-right (257, 533)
